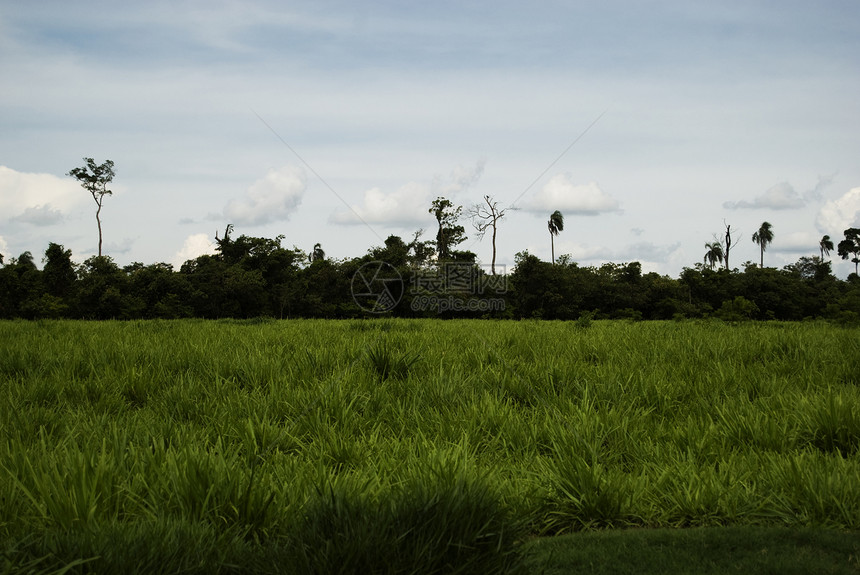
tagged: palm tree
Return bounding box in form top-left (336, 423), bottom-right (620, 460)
top-left (819, 235), bottom-right (834, 259)
top-left (309, 242), bottom-right (325, 263)
top-left (704, 242), bottom-right (724, 270)
top-left (547, 210), bottom-right (564, 264)
top-left (751, 221), bottom-right (774, 268)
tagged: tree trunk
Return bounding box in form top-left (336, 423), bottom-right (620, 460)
top-left (96, 202), bottom-right (103, 257)
top-left (491, 221), bottom-right (497, 275)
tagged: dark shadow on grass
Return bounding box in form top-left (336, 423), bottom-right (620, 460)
top-left (522, 526), bottom-right (860, 575)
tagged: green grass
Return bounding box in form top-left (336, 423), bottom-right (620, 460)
top-left (0, 318), bottom-right (858, 573)
top-left (522, 526), bottom-right (860, 574)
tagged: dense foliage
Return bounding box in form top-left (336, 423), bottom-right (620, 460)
top-left (0, 319), bottom-right (857, 573)
top-left (1, 230), bottom-right (859, 321)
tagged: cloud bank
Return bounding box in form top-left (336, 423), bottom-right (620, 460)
top-left (331, 162), bottom-right (485, 228)
top-left (0, 166), bottom-right (86, 220)
top-left (11, 204), bottom-right (65, 226)
top-left (816, 187), bottom-right (860, 234)
top-left (524, 174), bottom-right (621, 215)
top-left (223, 166), bottom-right (306, 226)
top-left (171, 233), bottom-right (218, 268)
top-left (723, 182), bottom-right (805, 210)
top-left (330, 183), bottom-right (430, 227)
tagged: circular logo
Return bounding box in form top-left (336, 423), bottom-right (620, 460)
top-left (350, 261), bottom-right (404, 313)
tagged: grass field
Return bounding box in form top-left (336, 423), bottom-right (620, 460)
top-left (0, 318), bottom-right (858, 573)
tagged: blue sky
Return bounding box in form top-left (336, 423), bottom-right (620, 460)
top-left (2, 1), bottom-right (859, 277)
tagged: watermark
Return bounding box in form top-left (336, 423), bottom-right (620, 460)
top-left (351, 262), bottom-right (404, 313)
top-left (410, 295), bottom-right (506, 313)
top-left (351, 262), bottom-right (507, 314)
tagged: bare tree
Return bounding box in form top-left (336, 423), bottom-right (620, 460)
top-left (724, 222), bottom-right (732, 271)
top-left (468, 195), bottom-right (510, 275)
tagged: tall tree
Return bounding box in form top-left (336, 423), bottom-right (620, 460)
top-left (819, 235), bottom-right (834, 259)
top-left (547, 210), bottom-right (564, 264)
top-left (406, 229), bottom-right (435, 269)
top-left (751, 221), bottom-right (774, 267)
top-left (428, 197), bottom-right (466, 262)
top-left (837, 228), bottom-right (860, 275)
top-left (67, 158), bottom-right (116, 257)
top-left (469, 195), bottom-right (509, 275)
top-left (704, 241), bottom-right (724, 270)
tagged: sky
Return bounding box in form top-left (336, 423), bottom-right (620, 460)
top-left (1, 0), bottom-right (859, 278)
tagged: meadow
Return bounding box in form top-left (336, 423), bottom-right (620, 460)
top-left (0, 318), bottom-right (858, 573)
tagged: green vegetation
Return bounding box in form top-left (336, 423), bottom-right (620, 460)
top-left (523, 526), bottom-right (860, 574)
top-left (0, 319), bottom-right (858, 573)
top-left (2, 226), bottom-right (860, 321)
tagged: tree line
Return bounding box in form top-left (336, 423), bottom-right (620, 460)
top-left (1, 228), bottom-right (858, 322)
top-left (1, 157), bottom-right (859, 322)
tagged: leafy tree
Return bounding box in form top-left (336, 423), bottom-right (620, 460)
top-left (76, 255), bottom-right (135, 319)
top-left (67, 158), bottom-right (115, 257)
top-left (406, 230), bottom-right (436, 269)
top-left (715, 295), bottom-right (759, 321)
top-left (785, 256), bottom-right (832, 283)
top-left (0, 252), bottom-right (43, 318)
top-left (751, 221), bottom-right (774, 267)
top-left (704, 242), bottom-right (723, 270)
top-left (429, 197), bottom-right (466, 262)
top-left (42, 243), bottom-right (76, 298)
top-left (469, 195), bottom-right (510, 275)
top-left (125, 262), bottom-right (193, 318)
top-left (370, 235), bottom-right (410, 268)
top-left (509, 250), bottom-right (556, 318)
top-left (837, 228), bottom-right (860, 275)
top-left (547, 210), bottom-right (564, 264)
top-left (820, 235), bottom-right (834, 259)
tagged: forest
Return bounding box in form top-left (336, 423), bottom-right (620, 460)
top-left (1, 224), bottom-right (859, 322)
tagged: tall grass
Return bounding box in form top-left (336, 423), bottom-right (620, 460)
top-left (0, 318), bottom-right (857, 572)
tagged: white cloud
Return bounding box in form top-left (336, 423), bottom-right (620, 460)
top-left (330, 182), bottom-right (430, 227)
top-left (0, 236), bottom-right (8, 261)
top-left (105, 238), bottom-right (135, 255)
top-left (771, 231), bottom-right (818, 253)
top-left (223, 166), bottom-right (306, 226)
top-left (559, 241), bottom-right (682, 266)
top-left (11, 204), bottom-right (64, 226)
top-left (0, 166), bottom-right (86, 218)
top-left (432, 160), bottom-right (486, 198)
top-left (816, 187), bottom-right (860, 234)
top-left (626, 241), bottom-right (683, 263)
top-left (524, 174), bottom-right (620, 215)
top-left (171, 233), bottom-right (218, 268)
top-left (804, 173), bottom-right (836, 202)
top-left (331, 162), bottom-right (486, 227)
top-left (723, 182), bottom-right (805, 210)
